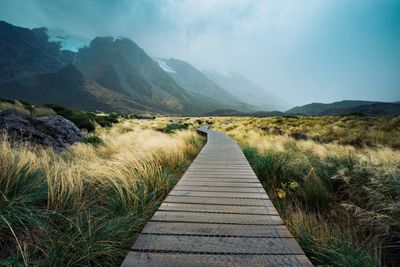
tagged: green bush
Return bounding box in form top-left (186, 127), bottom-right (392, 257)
top-left (45, 105), bottom-right (119, 132)
top-left (45, 104), bottom-right (96, 132)
top-left (85, 135), bottom-right (103, 147)
top-left (164, 123), bottom-right (188, 133)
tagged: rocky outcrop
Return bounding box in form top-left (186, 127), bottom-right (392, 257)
top-left (0, 109), bottom-right (84, 150)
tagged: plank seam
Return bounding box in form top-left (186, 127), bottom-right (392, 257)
top-left (149, 220), bottom-right (285, 226)
top-left (129, 248), bottom-right (303, 255)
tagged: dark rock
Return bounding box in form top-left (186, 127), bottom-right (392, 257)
top-left (0, 109), bottom-right (84, 150)
top-left (260, 126), bottom-right (270, 132)
top-left (273, 127), bottom-right (284, 135)
top-left (133, 114), bottom-right (156, 120)
top-left (289, 131), bottom-right (308, 140)
top-left (222, 118), bottom-right (235, 124)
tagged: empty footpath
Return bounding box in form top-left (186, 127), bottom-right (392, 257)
top-left (121, 125), bottom-right (313, 266)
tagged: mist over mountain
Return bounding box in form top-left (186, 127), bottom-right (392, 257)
top-left (203, 70), bottom-right (286, 111)
top-left (154, 58), bottom-right (254, 112)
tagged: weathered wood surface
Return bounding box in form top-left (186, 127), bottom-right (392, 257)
top-left (121, 125), bottom-right (313, 266)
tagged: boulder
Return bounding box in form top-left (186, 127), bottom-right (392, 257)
top-left (0, 109), bottom-right (85, 150)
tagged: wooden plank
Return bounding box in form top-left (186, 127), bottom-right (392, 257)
top-left (169, 190), bottom-right (269, 199)
top-left (122, 252), bottom-right (313, 267)
top-left (132, 235), bottom-right (305, 255)
top-left (177, 182), bottom-right (263, 188)
top-left (141, 222), bottom-right (289, 236)
top-left (164, 196), bottom-right (274, 206)
top-left (186, 171), bottom-right (255, 176)
top-left (184, 173), bottom-right (257, 177)
top-left (180, 178), bottom-right (260, 183)
top-left (187, 166), bottom-right (254, 170)
top-left (150, 211), bottom-right (283, 225)
top-left (158, 203), bottom-right (279, 215)
top-left (173, 186), bottom-right (265, 193)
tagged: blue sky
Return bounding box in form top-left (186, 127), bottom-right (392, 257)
top-left (1, 0), bottom-right (399, 106)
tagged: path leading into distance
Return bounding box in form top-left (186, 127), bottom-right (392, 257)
top-left (121, 125), bottom-right (312, 266)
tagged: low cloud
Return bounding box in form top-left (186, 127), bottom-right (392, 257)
top-left (1, 0), bottom-right (399, 105)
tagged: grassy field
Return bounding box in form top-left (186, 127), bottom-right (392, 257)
top-left (191, 115), bottom-right (398, 266)
top-left (121, 115), bottom-right (399, 266)
top-left (1, 112), bottom-right (399, 266)
top-left (0, 117), bottom-right (204, 266)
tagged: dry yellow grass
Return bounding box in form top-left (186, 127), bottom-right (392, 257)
top-left (0, 118), bottom-right (203, 265)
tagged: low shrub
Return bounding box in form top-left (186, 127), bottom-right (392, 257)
top-left (164, 123), bottom-right (188, 133)
top-left (85, 135), bottom-right (103, 147)
top-left (45, 105), bottom-right (119, 132)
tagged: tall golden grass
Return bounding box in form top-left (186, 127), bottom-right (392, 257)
top-left (0, 119), bottom-right (203, 266)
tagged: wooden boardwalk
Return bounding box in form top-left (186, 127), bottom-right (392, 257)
top-left (121, 126), bottom-right (312, 266)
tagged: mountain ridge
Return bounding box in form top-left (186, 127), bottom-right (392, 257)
top-left (0, 21), bottom-right (257, 115)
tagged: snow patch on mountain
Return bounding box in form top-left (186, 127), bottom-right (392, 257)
top-left (153, 58), bottom-right (176, 73)
top-left (46, 29), bottom-right (89, 52)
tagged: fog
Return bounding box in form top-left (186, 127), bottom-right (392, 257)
top-left (1, 0), bottom-right (399, 106)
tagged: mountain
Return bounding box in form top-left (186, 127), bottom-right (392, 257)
top-left (319, 102), bottom-right (400, 116)
top-left (0, 21), bottom-right (242, 115)
top-left (75, 37), bottom-right (191, 112)
top-left (74, 37), bottom-right (239, 114)
top-left (0, 64), bottom-right (155, 113)
top-left (154, 58), bottom-right (253, 112)
top-left (0, 21), bottom-right (67, 81)
top-left (286, 100), bottom-right (377, 115)
top-left (286, 100), bottom-right (400, 116)
top-left (203, 70), bottom-right (285, 111)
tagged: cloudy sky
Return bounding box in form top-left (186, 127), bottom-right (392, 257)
top-left (1, 0), bottom-right (399, 106)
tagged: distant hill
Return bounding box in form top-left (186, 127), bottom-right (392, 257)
top-left (0, 65), bottom-right (156, 114)
top-left (286, 100), bottom-right (377, 115)
top-left (286, 100), bottom-right (400, 116)
top-left (155, 58), bottom-right (253, 112)
top-left (206, 101), bottom-right (400, 117)
top-left (320, 102), bottom-right (400, 116)
top-left (203, 109), bottom-right (285, 117)
top-left (204, 109), bottom-right (246, 116)
top-left (251, 111), bottom-right (285, 117)
top-left (203, 70), bottom-right (285, 111)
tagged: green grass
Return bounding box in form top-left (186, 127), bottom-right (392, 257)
top-left (243, 145), bottom-right (399, 266)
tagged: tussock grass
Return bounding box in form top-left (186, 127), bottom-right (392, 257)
top-left (0, 119), bottom-right (203, 266)
top-left (194, 116), bottom-right (399, 266)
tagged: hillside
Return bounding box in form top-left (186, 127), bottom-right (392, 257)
top-left (0, 65), bottom-right (156, 114)
top-left (75, 37), bottom-right (191, 113)
top-left (155, 58), bottom-right (253, 112)
top-left (0, 21), bottom-right (66, 81)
